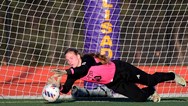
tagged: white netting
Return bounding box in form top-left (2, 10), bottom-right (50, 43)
top-left (0, 0), bottom-right (187, 99)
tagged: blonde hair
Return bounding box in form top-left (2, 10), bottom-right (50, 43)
top-left (89, 53), bottom-right (110, 64)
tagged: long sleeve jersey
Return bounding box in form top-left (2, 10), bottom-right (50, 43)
top-left (60, 54), bottom-right (116, 94)
top-left (60, 54), bottom-right (100, 93)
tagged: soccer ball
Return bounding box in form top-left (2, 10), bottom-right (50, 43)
top-left (42, 84), bottom-right (60, 102)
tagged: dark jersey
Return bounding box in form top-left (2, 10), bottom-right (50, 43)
top-left (60, 54), bottom-right (101, 93)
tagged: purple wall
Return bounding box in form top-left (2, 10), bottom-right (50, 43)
top-left (84, 0), bottom-right (120, 60)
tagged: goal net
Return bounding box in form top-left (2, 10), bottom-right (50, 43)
top-left (0, 0), bottom-right (187, 99)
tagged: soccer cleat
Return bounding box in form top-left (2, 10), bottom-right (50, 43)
top-left (149, 91), bottom-right (161, 102)
top-left (174, 73), bottom-right (187, 87)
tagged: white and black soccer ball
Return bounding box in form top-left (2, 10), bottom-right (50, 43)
top-left (42, 84), bottom-right (60, 102)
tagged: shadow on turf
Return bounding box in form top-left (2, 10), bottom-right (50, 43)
top-left (161, 98), bottom-right (187, 102)
top-left (44, 97), bottom-right (187, 104)
top-left (44, 97), bottom-right (134, 104)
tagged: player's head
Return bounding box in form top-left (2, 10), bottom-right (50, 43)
top-left (64, 48), bottom-right (81, 68)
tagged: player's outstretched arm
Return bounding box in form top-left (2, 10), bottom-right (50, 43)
top-left (47, 69), bottom-right (67, 87)
top-left (50, 69), bottom-right (67, 77)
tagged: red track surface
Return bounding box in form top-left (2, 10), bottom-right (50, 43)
top-left (0, 66), bottom-right (187, 96)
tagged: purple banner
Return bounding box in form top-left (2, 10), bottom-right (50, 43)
top-left (84, 0), bottom-right (121, 60)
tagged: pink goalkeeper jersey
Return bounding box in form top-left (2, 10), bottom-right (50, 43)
top-left (81, 62), bottom-right (116, 84)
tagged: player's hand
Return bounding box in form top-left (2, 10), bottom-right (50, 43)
top-left (47, 77), bottom-right (61, 88)
top-left (50, 69), bottom-right (67, 77)
top-left (46, 69), bottom-right (66, 88)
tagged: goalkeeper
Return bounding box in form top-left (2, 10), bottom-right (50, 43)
top-left (48, 48), bottom-right (186, 102)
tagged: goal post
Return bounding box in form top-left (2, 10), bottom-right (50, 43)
top-left (0, 0), bottom-right (188, 99)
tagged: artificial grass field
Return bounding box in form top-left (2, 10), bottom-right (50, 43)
top-left (0, 97), bottom-right (188, 106)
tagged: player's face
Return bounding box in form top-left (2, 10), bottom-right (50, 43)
top-left (65, 51), bottom-right (81, 68)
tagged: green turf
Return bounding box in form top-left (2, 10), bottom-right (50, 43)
top-left (0, 97), bottom-right (188, 106)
